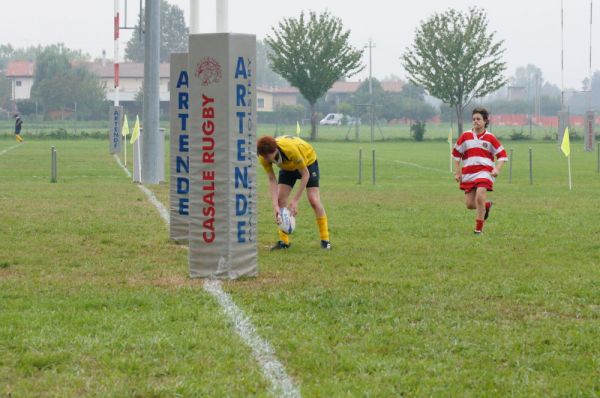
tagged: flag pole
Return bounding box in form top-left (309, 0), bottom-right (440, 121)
top-left (561, 0), bottom-right (565, 109)
top-left (124, 133), bottom-right (127, 167)
top-left (567, 155), bottom-right (572, 190)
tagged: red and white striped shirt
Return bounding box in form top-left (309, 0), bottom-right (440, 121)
top-left (452, 130), bottom-right (508, 190)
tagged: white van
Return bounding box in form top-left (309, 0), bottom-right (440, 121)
top-left (319, 113), bottom-right (345, 126)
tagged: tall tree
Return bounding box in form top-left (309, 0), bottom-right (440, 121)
top-left (402, 7), bottom-right (507, 133)
top-left (124, 0), bottom-right (188, 62)
top-left (266, 11), bottom-right (364, 140)
top-left (31, 45), bottom-right (105, 120)
top-left (512, 64), bottom-right (543, 87)
top-left (256, 40), bottom-right (287, 88)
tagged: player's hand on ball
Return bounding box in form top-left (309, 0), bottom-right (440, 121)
top-left (274, 207), bottom-right (282, 225)
top-left (288, 201), bottom-right (298, 216)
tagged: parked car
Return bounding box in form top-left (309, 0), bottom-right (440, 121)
top-left (320, 113), bottom-right (345, 126)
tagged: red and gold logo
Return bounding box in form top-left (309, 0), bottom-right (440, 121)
top-left (195, 57), bottom-right (222, 86)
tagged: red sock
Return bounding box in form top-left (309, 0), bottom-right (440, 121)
top-left (475, 219), bottom-right (485, 232)
top-left (485, 202), bottom-right (491, 210)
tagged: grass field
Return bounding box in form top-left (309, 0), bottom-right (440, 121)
top-left (1, 136), bottom-right (599, 396)
top-left (0, 119), bottom-right (570, 141)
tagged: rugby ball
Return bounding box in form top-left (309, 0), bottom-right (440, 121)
top-left (278, 207), bottom-right (296, 235)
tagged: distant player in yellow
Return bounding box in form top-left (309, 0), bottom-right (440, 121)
top-left (257, 135), bottom-right (331, 250)
top-left (14, 113), bottom-right (23, 142)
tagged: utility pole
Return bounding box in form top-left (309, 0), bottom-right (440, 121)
top-left (142, 0), bottom-right (161, 184)
top-left (366, 39), bottom-right (376, 143)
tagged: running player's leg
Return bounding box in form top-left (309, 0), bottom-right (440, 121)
top-left (474, 187), bottom-right (487, 233)
top-left (465, 190), bottom-right (477, 210)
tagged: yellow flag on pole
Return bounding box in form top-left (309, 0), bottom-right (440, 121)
top-left (561, 127), bottom-right (570, 157)
top-left (131, 115), bottom-right (141, 144)
top-left (448, 128), bottom-right (453, 145)
top-left (296, 121), bottom-right (301, 137)
top-left (121, 114), bottom-right (130, 137)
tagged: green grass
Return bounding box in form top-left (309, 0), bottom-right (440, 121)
top-left (0, 119), bottom-right (568, 142)
top-left (1, 137), bottom-right (599, 396)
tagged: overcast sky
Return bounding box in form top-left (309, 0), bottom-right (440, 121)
top-left (0, 0), bottom-right (597, 89)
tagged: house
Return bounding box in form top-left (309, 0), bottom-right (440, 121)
top-left (6, 61), bottom-right (35, 101)
top-left (85, 61), bottom-right (170, 103)
top-left (257, 80), bottom-right (406, 112)
top-left (257, 86), bottom-right (301, 112)
top-left (5, 60), bottom-right (170, 107)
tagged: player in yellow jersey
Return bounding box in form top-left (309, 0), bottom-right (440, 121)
top-left (257, 135), bottom-right (331, 250)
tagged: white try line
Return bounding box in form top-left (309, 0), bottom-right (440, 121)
top-left (0, 143), bottom-right (24, 156)
top-left (315, 146), bottom-right (449, 174)
top-left (112, 154), bottom-right (301, 398)
top-left (387, 159), bottom-right (448, 174)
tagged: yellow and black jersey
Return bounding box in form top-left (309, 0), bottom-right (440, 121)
top-left (259, 136), bottom-right (317, 172)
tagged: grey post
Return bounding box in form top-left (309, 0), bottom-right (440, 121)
top-left (141, 0), bottom-right (162, 184)
top-left (509, 148), bottom-right (513, 184)
top-left (529, 147), bottom-right (533, 185)
top-left (358, 148), bottom-right (363, 184)
top-left (51, 147), bottom-right (57, 183)
top-left (372, 149), bottom-right (376, 185)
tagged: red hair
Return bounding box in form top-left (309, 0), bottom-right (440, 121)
top-left (257, 136), bottom-right (277, 156)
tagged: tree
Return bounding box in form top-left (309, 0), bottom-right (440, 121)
top-left (124, 0), bottom-right (188, 62)
top-left (350, 78), bottom-right (387, 120)
top-left (0, 44), bottom-right (45, 69)
top-left (256, 40), bottom-right (287, 88)
top-left (402, 7), bottom-right (507, 134)
top-left (512, 64), bottom-right (543, 87)
top-left (31, 45), bottom-right (106, 120)
top-left (266, 11), bottom-right (364, 140)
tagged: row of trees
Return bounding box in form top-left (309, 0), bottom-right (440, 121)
top-left (3, 5), bottom-right (597, 126)
top-left (264, 8), bottom-right (507, 139)
top-left (0, 44), bottom-right (107, 120)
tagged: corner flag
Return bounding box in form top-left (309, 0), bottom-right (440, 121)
top-left (561, 127), bottom-right (570, 157)
top-left (131, 115), bottom-right (141, 144)
top-left (296, 121), bottom-right (301, 137)
top-left (561, 127), bottom-right (572, 190)
top-left (121, 114), bottom-right (130, 137)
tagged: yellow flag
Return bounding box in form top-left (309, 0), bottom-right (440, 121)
top-left (561, 127), bottom-right (570, 157)
top-left (121, 114), bottom-right (130, 137)
top-left (448, 128), bottom-right (453, 145)
top-left (296, 121), bottom-right (301, 137)
top-left (131, 115), bottom-right (141, 144)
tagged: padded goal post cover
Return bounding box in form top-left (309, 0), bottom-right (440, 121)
top-left (188, 34), bottom-right (258, 279)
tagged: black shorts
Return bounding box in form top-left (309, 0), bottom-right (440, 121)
top-left (278, 161), bottom-right (320, 188)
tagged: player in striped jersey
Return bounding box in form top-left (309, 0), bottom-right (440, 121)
top-left (453, 108), bottom-right (508, 234)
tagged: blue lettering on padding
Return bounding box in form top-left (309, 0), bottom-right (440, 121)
top-left (236, 194), bottom-right (248, 216)
top-left (237, 221), bottom-right (247, 243)
top-left (178, 198), bottom-right (189, 215)
top-left (176, 156), bottom-right (189, 173)
top-left (179, 134), bottom-right (189, 152)
top-left (177, 177), bottom-right (189, 194)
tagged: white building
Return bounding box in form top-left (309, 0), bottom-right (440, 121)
top-left (5, 60), bottom-right (170, 104)
top-left (86, 62), bottom-right (170, 103)
top-left (6, 61), bottom-right (35, 101)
